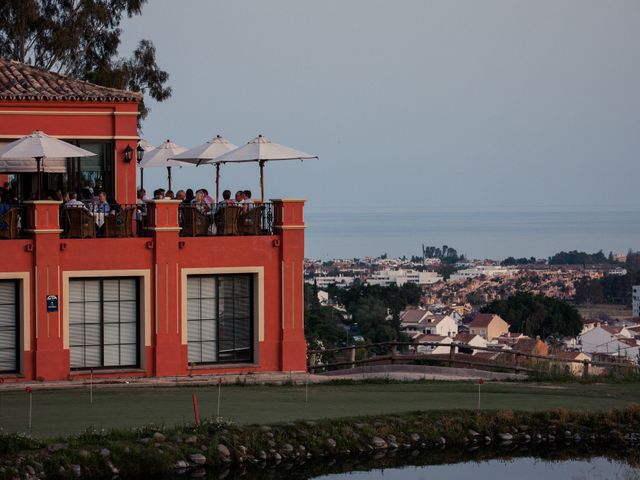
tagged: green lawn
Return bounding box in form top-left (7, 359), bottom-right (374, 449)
top-left (1, 381), bottom-right (639, 439)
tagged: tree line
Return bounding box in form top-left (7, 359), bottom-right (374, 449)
top-left (481, 292), bottom-right (582, 339)
top-left (574, 270), bottom-right (640, 306)
top-left (305, 282), bottom-right (421, 347)
top-left (0, 1), bottom-right (171, 121)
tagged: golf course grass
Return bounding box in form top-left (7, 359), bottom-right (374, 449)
top-left (1, 381), bottom-right (639, 438)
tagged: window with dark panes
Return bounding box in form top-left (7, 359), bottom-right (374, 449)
top-left (0, 281), bottom-right (18, 373)
top-left (69, 278), bottom-right (138, 369)
top-left (66, 142), bottom-right (115, 201)
top-left (187, 274), bottom-right (253, 365)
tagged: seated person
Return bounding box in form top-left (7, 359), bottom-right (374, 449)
top-left (203, 189), bottom-right (214, 205)
top-left (63, 192), bottom-right (86, 209)
top-left (215, 189), bottom-right (237, 213)
top-left (240, 189), bottom-right (255, 213)
top-left (183, 189), bottom-right (194, 204)
top-left (153, 188), bottom-right (165, 200)
top-left (93, 191), bottom-right (111, 214)
top-left (192, 190), bottom-right (211, 214)
top-left (0, 191), bottom-right (11, 231)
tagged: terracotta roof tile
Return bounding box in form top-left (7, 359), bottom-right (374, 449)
top-left (553, 351), bottom-right (586, 360)
top-left (400, 308), bottom-right (430, 324)
top-left (601, 326), bottom-right (624, 335)
top-left (0, 58), bottom-right (142, 102)
top-left (454, 333), bottom-right (478, 343)
top-left (469, 313), bottom-right (505, 328)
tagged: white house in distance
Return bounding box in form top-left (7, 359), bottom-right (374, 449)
top-left (415, 334), bottom-right (453, 354)
top-left (579, 325), bottom-right (640, 361)
top-left (316, 290), bottom-right (329, 305)
top-left (400, 308), bottom-right (458, 337)
top-left (453, 332), bottom-right (488, 354)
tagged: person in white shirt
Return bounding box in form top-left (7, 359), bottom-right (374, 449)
top-left (242, 190), bottom-right (255, 210)
top-left (64, 192), bottom-right (87, 209)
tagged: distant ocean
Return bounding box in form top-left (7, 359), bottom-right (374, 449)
top-left (304, 207), bottom-right (640, 260)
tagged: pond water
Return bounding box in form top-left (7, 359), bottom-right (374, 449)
top-left (313, 457), bottom-right (638, 480)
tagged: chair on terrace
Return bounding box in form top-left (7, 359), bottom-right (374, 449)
top-left (104, 206), bottom-right (135, 237)
top-left (63, 207), bottom-right (96, 238)
top-left (0, 208), bottom-right (19, 239)
top-left (214, 206), bottom-right (240, 236)
top-left (238, 205), bottom-right (265, 235)
top-left (181, 206), bottom-right (211, 237)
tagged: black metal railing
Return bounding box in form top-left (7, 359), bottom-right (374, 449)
top-left (54, 201), bottom-right (275, 239)
top-left (178, 202), bottom-right (274, 237)
top-left (59, 203), bottom-right (143, 239)
top-left (0, 201), bottom-right (276, 240)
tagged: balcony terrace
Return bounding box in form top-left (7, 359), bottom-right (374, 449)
top-left (1, 201), bottom-right (275, 239)
top-left (0, 198), bottom-right (307, 381)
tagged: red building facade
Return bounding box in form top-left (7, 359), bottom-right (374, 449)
top-left (0, 59), bottom-right (306, 382)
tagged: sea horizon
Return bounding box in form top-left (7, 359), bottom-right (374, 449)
top-left (304, 206), bottom-right (640, 261)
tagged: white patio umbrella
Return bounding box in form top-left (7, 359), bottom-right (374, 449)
top-left (170, 134), bottom-right (237, 201)
top-left (138, 139), bottom-right (155, 152)
top-left (138, 139), bottom-right (188, 191)
top-left (213, 134), bottom-right (318, 200)
top-left (0, 130), bottom-right (96, 198)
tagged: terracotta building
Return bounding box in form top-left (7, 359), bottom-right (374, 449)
top-left (0, 59), bottom-right (307, 381)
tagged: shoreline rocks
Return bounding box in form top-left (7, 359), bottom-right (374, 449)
top-left (3, 406), bottom-right (640, 479)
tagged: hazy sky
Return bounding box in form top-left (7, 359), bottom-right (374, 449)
top-left (120, 1), bottom-right (640, 211)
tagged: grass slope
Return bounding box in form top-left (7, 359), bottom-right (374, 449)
top-left (0, 381), bottom-right (639, 438)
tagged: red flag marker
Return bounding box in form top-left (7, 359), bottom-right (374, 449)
top-left (25, 387), bottom-right (33, 428)
top-left (192, 393), bottom-right (201, 427)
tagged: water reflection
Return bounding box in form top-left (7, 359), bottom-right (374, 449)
top-left (314, 457), bottom-right (639, 480)
top-left (158, 447), bottom-right (640, 480)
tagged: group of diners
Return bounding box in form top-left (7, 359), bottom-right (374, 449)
top-left (1, 181), bottom-right (263, 237)
top-left (134, 187), bottom-right (260, 235)
top-left (138, 187), bottom-right (254, 211)
top-left (137, 187), bottom-right (255, 213)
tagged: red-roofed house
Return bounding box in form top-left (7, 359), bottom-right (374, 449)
top-left (552, 351), bottom-right (590, 376)
top-left (512, 337), bottom-right (548, 357)
top-left (415, 334), bottom-right (453, 354)
top-left (453, 332), bottom-right (487, 353)
top-left (401, 309), bottom-right (457, 337)
top-left (468, 313), bottom-right (510, 340)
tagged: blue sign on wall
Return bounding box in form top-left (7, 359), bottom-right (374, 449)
top-left (46, 295), bottom-right (58, 313)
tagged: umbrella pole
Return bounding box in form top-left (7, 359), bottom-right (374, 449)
top-left (259, 160), bottom-right (265, 201)
top-left (215, 163), bottom-right (220, 202)
top-left (167, 166), bottom-right (172, 192)
top-left (36, 157), bottom-right (43, 200)
top-left (140, 167), bottom-right (144, 191)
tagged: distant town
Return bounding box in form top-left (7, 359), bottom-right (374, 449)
top-left (304, 245), bottom-right (640, 367)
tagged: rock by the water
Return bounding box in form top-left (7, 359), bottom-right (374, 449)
top-left (189, 453), bottom-right (207, 465)
top-left (372, 437), bottom-right (388, 449)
